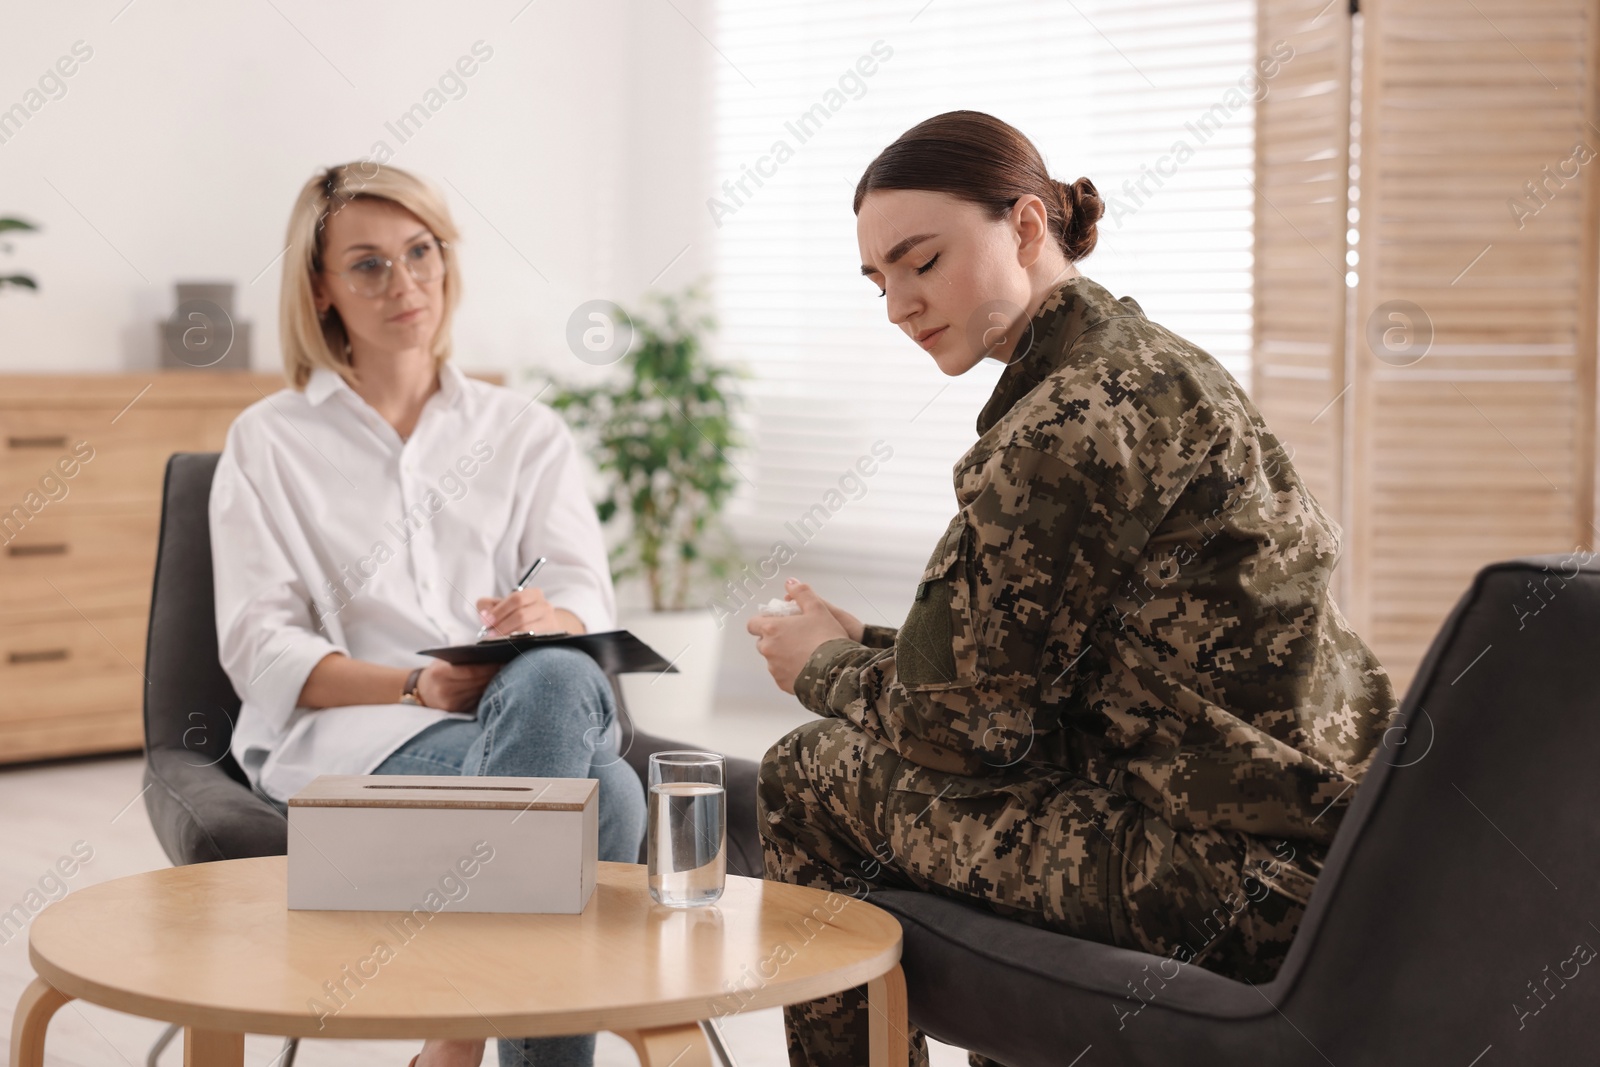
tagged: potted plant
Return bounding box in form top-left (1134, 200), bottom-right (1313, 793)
top-left (543, 282), bottom-right (744, 721)
top-left (0, 217), bottom-right (40, 293)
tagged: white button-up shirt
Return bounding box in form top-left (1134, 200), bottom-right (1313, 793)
top-left (210, 361), bottom-right (616, 802)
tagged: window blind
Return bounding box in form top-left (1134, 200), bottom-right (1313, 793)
top-left (710, 0), bottom-right (1261, 573)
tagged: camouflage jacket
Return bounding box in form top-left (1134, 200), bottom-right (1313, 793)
top-left (794, 275), bottom-right (1398, 845)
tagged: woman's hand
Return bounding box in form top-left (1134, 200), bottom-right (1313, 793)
top-left (416, 659), bottom-right (501, 713)
top-left (476, 587), bottom-right (563, 637)
top-left (819, 597), bottom-right (866, 644)
top-left (746, 578), bottom-right (850, 694)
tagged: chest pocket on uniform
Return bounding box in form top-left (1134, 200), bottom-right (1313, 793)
top-left (897, 514), bottom-right (980, 691)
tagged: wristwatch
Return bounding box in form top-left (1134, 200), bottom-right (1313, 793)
top-left (399, 667), bottom-right (426, 707)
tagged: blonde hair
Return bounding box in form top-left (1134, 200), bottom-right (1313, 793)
top-left (279, 162), bottom-right (463, 390)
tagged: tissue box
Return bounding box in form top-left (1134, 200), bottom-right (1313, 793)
top-left (286, 774), bottom-right (598, 913)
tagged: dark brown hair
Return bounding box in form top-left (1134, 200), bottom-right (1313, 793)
top-left (852, 110), bottom-right (1103, 262)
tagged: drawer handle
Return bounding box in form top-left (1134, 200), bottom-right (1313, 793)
top-left (7, 435), bottom-right (68, 449)
top-left (7, 543), bottom-right (68, 557)
top-left (8, 648), bottom-right (69, 665)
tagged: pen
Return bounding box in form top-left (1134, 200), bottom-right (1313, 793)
top-left (477, 556), bottom-right (548, 639)
top-left (512, 556), bottom-right (548, 592)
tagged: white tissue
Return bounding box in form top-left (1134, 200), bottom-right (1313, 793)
top-left (758, 597), bottom-right (802, 616)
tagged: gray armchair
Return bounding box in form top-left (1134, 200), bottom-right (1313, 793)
top-left (140, 452), bottom-right (761, 1065)
top-left (870, 553), bottom-right (1600, 1064)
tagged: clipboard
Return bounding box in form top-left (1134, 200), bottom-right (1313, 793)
top-left (419, 629), bottom-right (678, 675)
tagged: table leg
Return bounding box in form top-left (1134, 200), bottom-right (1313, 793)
top-left (868, 963), bottom-right (910, 1067)
top-left (183, 1027), bottom-right (244, 1067)
top-left (11, 976), bottom-right (72, 1067)
top-left (617, 1022), bottom-right (713, 1067)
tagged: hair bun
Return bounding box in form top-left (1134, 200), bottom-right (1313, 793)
top-left (1056, 177), bottom-right (1102, 262)
top-left (852, 110), bottom-right (1104, 265)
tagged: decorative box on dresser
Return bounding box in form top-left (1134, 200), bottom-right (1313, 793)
top-left (0, 373), bottom-right (286, 764)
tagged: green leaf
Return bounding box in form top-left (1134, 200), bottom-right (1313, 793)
top-left (537, 278), bottom-right (745, 603)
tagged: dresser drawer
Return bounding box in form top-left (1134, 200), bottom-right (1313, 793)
top-left (0, 708), bottom-right (144, 763)
top-left (0, 505), bottom-right (159, 618)
top-left (0, 373), bottom-right (282, 763)
top-left (0, 406), bottom-right (210, 506)
top-left (0, 612), bottom-right (146, 728)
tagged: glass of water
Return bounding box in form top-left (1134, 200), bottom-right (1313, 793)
top-left (648, 751), bottom-right (726, 907)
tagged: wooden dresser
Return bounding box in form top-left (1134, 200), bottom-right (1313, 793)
top-left (0, 373), bottom-right (287, 764)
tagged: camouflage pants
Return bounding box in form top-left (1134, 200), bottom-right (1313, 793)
top-left (757, 717), bottom-right (1326, 1067)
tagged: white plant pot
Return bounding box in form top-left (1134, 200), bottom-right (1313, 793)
top-left (617, 608), bottom-right (724, 724)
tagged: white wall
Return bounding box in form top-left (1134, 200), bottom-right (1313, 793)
top-left (0, 0), bottom-right (718, 377)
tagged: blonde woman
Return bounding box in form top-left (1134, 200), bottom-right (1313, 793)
top-left (210, 162), bottom-right (644, 1067)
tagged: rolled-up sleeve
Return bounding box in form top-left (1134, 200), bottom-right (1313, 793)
top-left (209, 441), bottom-right (347, 733)
top-left (516, 416), bottom-right (616, 634)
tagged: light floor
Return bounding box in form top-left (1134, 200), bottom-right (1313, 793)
top-left (0, 700), bottom-right (971, 1067)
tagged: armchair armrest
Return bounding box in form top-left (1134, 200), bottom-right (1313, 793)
top-left (870, 889), bottom-right (1285, 1065)
top-left (143, 748), bottom-right (287, 865)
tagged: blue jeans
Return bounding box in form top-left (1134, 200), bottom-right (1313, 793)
top-left (374, 646), bottom-right (648, 1067)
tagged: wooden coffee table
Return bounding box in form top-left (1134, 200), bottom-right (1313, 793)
top-left (12, 857), bottom-right (908, 1066)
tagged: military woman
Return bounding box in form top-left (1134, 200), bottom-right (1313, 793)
top-left (745, 110), bottom-right (1398, 1067)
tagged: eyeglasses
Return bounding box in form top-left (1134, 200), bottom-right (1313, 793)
top-left (327, 237), bottom-right (449, 298)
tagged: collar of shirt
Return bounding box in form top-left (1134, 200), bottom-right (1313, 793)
top-left (975, 275), bottom-right (1147, 437)
top-left (303, 359), bottom-right (467, 411)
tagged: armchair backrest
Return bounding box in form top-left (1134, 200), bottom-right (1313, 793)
top-left (1277, 554), bottom-right (1600, 1059)
top-left (143, 452), bottom-right (246, 782)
